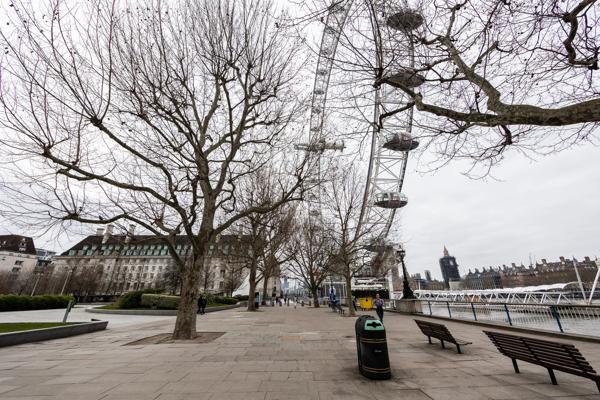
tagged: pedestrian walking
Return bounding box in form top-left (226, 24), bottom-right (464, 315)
top-left (374, 293), bottom-right (385, 323)
top-left (198, 294), bottom-right (207, 315)
top-left (352, 296), bottom-right (358, 311)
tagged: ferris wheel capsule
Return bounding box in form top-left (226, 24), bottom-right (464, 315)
top-left (374, 192), bottom-right (407, 209)
top-left (386, 68), bottom-right (425, 88)
top-left (383, 133), bottom-right (419, 151)
top-left (386, 9), bottom-right (424, 31)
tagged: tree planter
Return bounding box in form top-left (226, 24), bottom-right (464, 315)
top-left (0, 320), bottom-right (108, 347)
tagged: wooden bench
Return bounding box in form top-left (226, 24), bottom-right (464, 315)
top-left (414, 319), bottom-right (472, 354)
top-left (485, 331), bottom-right (600, 392)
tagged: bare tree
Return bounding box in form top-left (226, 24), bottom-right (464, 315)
top-left (0, 0), bottom-right (309, 339)
top-left (237, 170), bottom-right (302, 310)
top-left (323, 165), bottom-right (380, 317)
top-left (222, 260), bottom-right (246, 297)
top-left (259, 205), bottom-right (295, 305)
top-left (286, 218), bottom-right (333, 307)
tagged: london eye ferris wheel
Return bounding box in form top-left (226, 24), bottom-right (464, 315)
top-left (296, 0), bottom-right (425, 275)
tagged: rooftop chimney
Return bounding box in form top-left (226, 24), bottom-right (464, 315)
top-left (559, 256), bottom-right (565, 263)
top-left (102, 224), bottom-right (113, 244)
top-left (96, 227), bottom-right (104, 236)
top-left (585, 256), bottom-right (591, 262)
top-left (125, 224), bottom-right (135, 244)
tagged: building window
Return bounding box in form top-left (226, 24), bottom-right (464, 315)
top-left (14, 260), bottom-right (24, 266)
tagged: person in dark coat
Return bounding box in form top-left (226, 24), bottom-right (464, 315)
top-left (373, 293), bottom-right (385, 323)
top-left (197, 294), bottom-right (207, 315)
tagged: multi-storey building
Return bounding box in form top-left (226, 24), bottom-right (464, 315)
top-left (54, 225), bottom-right (279, 296)
top-left (460, 257), bottom-right (599, 289)
top-left (0, 235), bottom-right (38, 274)
top-left (463, 267), bottom-right (503, 290)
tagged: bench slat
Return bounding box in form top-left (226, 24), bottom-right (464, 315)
top-left (485, 330), bottom-right (600, 389)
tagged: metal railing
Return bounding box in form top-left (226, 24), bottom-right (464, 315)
top-left (387, 300), bottom-right (600, 337)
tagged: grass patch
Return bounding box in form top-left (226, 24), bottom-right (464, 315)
top-left (0, 322), bottom-right (72, 333)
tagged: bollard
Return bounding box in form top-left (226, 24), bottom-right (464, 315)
top-left (550, 305), bottom-right (564, 333)
top-left (471, 302), bottom-right (478, 321)
top-left (503, 304), bottom-right (513, 326)
top-left (62, 299), bottom-right (74, 323)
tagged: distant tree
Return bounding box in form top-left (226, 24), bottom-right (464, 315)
top-left (286, 219), bottom-right (333, 307)
top-left (323, 165), bottom-right (381, 317)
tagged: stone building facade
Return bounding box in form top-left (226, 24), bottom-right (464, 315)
top-left (461, 257), bottom-right (599, 289)
top-left (54, 225), bottom-right (279, 297)
top-left (0, 235), bottom-right (38, 274)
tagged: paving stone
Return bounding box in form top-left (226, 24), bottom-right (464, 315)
top-left (3, 306), bottom-right (600, 400)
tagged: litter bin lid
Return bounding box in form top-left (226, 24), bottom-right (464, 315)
top-left (364, 320), bottom-right (384, 331)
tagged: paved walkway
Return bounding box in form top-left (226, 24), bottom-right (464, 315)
top-left (1, 305), bottom-right (600, 399)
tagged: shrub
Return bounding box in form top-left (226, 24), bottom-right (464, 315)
top-left (213, 296), bottom-right (238, 305)
top-left (0, 295), bottom-right (73, 312)
top-left (140, 293), bottom-right (180, 310)
top-left (117, 289), bottom-right (162, 309)
top-left (233, 295), bottom-right (249, 301)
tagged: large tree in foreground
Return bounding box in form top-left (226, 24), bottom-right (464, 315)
top-left (0, 0), bottom-right (308, 339)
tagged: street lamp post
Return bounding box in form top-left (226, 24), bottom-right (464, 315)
top-left (397, 247), bottom-right (415, 300)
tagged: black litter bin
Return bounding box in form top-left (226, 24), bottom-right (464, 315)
top-left (355, 316), bottom-right (391, 379)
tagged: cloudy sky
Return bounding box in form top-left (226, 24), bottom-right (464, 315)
top-left (400, 143), bottom-right (600, 280)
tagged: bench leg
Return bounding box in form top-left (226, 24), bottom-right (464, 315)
top-left (456, 344), bottom-right (461, 354)
top-left (547, 369), bottom-right (557, 385)
top-left (596, 380), bottom-right (600, 393)
top-left (427, 336), bottom-right (432, 344)
top-left (511, 359), bottom-right (520, 374)
top-left (440, 340), bottom-right (445, 349)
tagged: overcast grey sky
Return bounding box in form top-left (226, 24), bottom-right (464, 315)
top-left (400, 143), bottom-right (600, 280)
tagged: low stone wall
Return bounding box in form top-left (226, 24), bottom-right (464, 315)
top-left (85, 302), bottom-right (244, 316)
top-left (0, 320), bottom-right (109, 348)
top-left (388, 299), bottom-right (423, 314)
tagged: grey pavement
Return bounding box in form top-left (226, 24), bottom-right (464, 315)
top-left (1, 305), bottom-right (600, 399)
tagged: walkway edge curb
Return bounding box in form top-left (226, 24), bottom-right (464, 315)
top-left (0, 320), bottom-right (109, 347)
top-left (85, 303), bottom-right (243, 316)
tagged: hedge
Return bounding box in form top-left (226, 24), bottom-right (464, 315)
top-left (0, 295), bottom-right (74, 312)
top-left (138, 294), bottom-right (238, 310)
top-left (214, 296), bottom-right (238, 305)
top-left (234, 295), bottom-right (249, 301)
top-left (117, 289), bottom-right (162, 309)
top-left (141, 293), bottom-right (180, 310)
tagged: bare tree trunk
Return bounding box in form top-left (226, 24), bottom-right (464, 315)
top-left (172, 262), bottom-right (200, 340)
top-left (247, 261), bottom-right (258, 311)
top-left (262, 274), bottom-right (269, 306)
top-left (346, 271), bottom-right (355, 317)
top-left (311, 287), bottom-right (320, 308)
